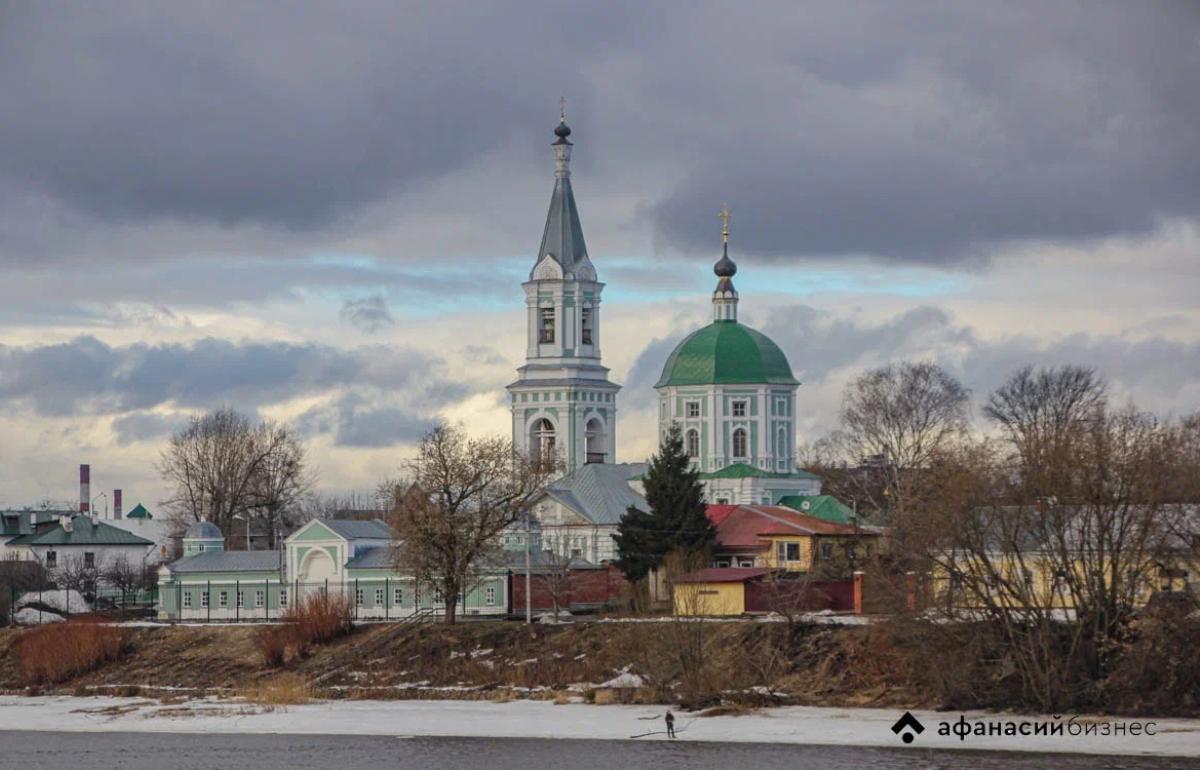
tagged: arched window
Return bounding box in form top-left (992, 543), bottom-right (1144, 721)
top-left (732, 428), bottom-right (747, 459)
top-left (686, 429), bottom-right (700, 459)
top-left (777, 426), bottom-right (787, 459)
top-left (531, 418), bottom-right (556, 463)
top-left (585, 417), bottom-right (605, 464)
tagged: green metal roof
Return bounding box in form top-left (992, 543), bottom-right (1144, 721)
top-left (700, 463), bottom-right (819, 480)
top-left (655, 321), bottom-right (798, 387)
top-left (7, 516), bottom-right (154, 547)
top-left (125, 503), bottom-right (152, 520)
top-left (777, 495), bottom-right (855, 524)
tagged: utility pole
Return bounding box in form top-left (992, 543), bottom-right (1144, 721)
top-left (524, 510), bottom-right (532, 624)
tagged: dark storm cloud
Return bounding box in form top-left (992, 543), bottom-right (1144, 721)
top-left (340, 296), bottom-right (394, 333)
top-left (0, 335), bottom-right (453, 417)
top-left (645, 2), bottom-right (1200, 263)
top-left (0, 2), bottom-right (656, 245)
top-left (3, 3), bottom-right (1195, 269)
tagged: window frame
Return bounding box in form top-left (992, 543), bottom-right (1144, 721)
top-left (393, 587), bottom-right (403, 605)
top-left (485, 586), bottom-right (496, 606)
top-left (255, 590), bottom-right (265, 608)
top-left (732, 427), bottom-right (748, 458)
top-left (45, 550), bottom-right (57, 568)
top-left (686, 428), bottom-right (700, 458)
top-left (183, 592), bottom-right (193, 608)
top-left (279, 589), bottom-right (288, 608)
top-left (685, 400), bottom-right (700, 418)
top-left (731, 400), bottom-right (748, 417)
top-left (785, 542), bottom-right (801, 562)
top-left (355, 588), bottom-right (365, 606)
top-left (374, 588), bottom-right (384, 605)
top-left (538, 306), bottom-right (555, 344)
top-left (218, 591), bottom-right (228, 608)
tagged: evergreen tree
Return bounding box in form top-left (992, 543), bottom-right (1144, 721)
top-left (615, 423), bottom-right (714, 581)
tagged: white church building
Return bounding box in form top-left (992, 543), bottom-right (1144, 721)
top-left (516, 113), bottom-right (820, 560)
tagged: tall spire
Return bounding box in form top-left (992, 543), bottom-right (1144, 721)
top-left (712, 203), bottom-right (739, 322)
top-left (532, 102), bottom-right (594, 281)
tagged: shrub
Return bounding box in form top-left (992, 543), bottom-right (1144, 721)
top-left (281, 592), bottom-right (352, 648)
top-left (242, 672), bottom-right (311, 705)
top-left (14, 620), bottom-right (126, 685)
top-left (253, 626), bottom-right (289, 668)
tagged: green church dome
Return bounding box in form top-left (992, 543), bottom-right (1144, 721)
top-left (655, 320), bottom-right (799, 387)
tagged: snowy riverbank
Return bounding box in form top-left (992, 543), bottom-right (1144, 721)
top-left (0, 696), bottom-right (1196, 757)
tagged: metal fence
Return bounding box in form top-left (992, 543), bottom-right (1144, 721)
top-left (158, 577), bottom-right (509, 623)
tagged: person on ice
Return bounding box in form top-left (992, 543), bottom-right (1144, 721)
top-left (665, 710), bottom-right (676, 739)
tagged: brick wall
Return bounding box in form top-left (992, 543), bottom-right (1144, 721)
top-left (509, 566), bottom-right (629, 614)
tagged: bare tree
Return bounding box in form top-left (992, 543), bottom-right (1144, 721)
top-left (102, 554), bottom-right (151, 607)
top-left (911, 403), bottom-right (1191, 710)
top-left (385, 423), bottom-right (556, 624)
top-left (811, 361), bottom-right (970, 522)
top-left (539, 537), bottom-right (576, 621)
top-left (158, 407), bottom-right (313, 546)
top-left (53, 553), bottom-right (103, 604)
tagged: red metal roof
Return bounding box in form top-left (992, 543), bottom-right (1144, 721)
top-left (675, 567), bottom-right (771, 584)
top-left (715, 504), bottom-right (873, 549)
top-left (705, 504), bottom-right (739, 526)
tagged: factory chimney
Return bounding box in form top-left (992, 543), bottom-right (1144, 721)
top-left (113, 489), bottom-right (123, 520)
top-left (79, 464), bottom-right (90, 514)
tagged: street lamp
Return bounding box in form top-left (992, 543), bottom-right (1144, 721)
top-left (232, 513), bottom-right (252, 551)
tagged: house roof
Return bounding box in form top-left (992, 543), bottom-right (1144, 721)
top-left (710, 505), bottom-right (874, 550)
top-left (125, 503), bottom-right (152, 520)
top-left (699, 463), bottom-right (820, 481)
top-left (542, 462), bottom-right (648, 525)
top-left (705, 504), bottom-right (740, 526)
top-left (184, 520), bottom-right (223, 540)
top-left (776, 495), bottom-right (856, 525)
top-left (655, 320), bottom-right (799, 388)
top-left (345, 546), bottom-right (391, 569)
top-left (675, 567), bottom-right (770, 584)
top-left (7, 516), bottom-right (154, 547)
top-left (1, 510), bottom-right (70, 537)
top-left (322, 519), bottom-right (391, 540)
top-left (166, 550), bottom-right (282, 573)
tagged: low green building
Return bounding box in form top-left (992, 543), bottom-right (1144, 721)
top-left (157, 518), bottom-right (509, 622)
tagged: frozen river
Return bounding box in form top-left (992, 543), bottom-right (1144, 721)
top-left (1, 732), bottom-right (1197, 770)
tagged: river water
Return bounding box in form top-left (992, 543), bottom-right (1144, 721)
top-left (0, 732), bottom-right (1193, 770)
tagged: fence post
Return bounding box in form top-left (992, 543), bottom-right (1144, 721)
top-left (384, 577), bottom-right (389, 622)
top-left (235, 580), bottom-right (240, 623)
top-left (265, 579), bottom-right (270, 621)
top-left (207, 580), bottom-right (211, 623)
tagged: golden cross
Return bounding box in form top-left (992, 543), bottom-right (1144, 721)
top-left (560, 96), bottom-right (567, 122)
top-left (719, 203), bottom-right (731, 242)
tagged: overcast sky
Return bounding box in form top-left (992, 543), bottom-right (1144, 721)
top-left (1, 1), bottom-right (1198, 509)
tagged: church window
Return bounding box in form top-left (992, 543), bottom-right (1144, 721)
top-left (777, 426), bottom-right (787, 458)
top-left (532, 418), bottom-right (556, 465)
top-left (539, 307), bottom-right (555, 343)
top-left (732, 428), bottom-right (748, 458)
top-left (685, 401), bottom-right (700, 418)
top-left (686, 429), bottom-right (700, 458)
top-left (775, 398), bottom-right (787, 416)
top-left (581, 306), bottom-right (593, 344)
top-left (585, 417), bottom-right (605, 464)
top-left (732, 400), bottom-right (747, 417)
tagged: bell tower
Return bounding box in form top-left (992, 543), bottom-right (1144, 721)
top-left (507, 107), bottom-right (620, 473)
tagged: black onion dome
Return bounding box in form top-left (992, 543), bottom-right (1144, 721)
top-left (714, 243), bottom-right (737, 278)
top-left (553, 119), bottom-right (572, 144)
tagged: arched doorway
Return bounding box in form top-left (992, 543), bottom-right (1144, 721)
top-left (299, 548), bottom-right (338, 598)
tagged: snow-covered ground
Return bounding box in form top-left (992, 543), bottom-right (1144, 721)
top-left (0, 696), bottom-right (1195, 757)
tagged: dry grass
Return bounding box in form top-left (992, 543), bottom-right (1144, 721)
top-left (242, 672), bottom-right (312, 705)
top-left (14, 621), bottom-right (126, 686)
